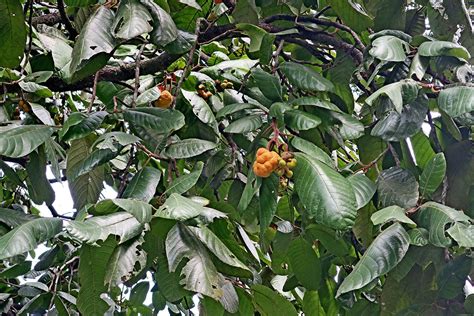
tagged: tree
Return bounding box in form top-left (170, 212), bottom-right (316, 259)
top-left (0, 0), bottom-right (473, 314)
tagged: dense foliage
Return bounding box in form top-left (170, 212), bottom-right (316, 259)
top-left (0, 0), bottom-right (473, 314)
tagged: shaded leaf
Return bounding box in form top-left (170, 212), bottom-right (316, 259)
top-left (0, 0), bottom-right (26, 68)
top-left (165, 161), bottom-right (204, 196)
top-left (371, 205), bottom-right (416, 227)
top-left (419, 153), bottom-right (446, 198)
top-left (280, 62), bottom-right (334, 92)
top-left (287, 237), bottom-right (321, 290)
top-left (122, 167), bottom-right (161, 202)
top-left (377, 167), bottom-right (419, 209)
top-left (348, 173), bottom-right (376, 209)
top-left (164, 138), bottom-right (217, 158)
top-left (0, 125), bottom-right (54, 158)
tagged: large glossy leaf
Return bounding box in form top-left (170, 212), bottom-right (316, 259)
top-left (30, 103), bottom-right (55, 126)
top-left (68, 147), bottom-right (119, 181)
top-left (122, 167), bottom-right (161, 202)
top-left (216, 103), bottom-right (257, 118)
top-left (327, 0), bottom-right (373, 32)
top-left (336, 223), bottom-right (410, 297)
top-left (70, 7), bottom-right (116, 78)
top-left (155, 194), bottom-right (203, 220)
top-left (332, 112), bottom-right (365, 140)
top-left (259, 175), bottom-right (278, 235)
top-left (112, 0), bottom-right (152, 40)
top-left (292, 97), bottom-right (341, 112)
top-left (419, 153), bottom-right (446, 198)
top-left (0, 0), bottom-right (26, 68)
top-left (0, 218), bottom-right (63, 260)
top-left (438, 86), bottom-right (474, 117)
top-left (302, 291), bottom-right (326, 316)
top-left (415, 202), bottom-right (471, 247)
top-left (251, 284), bottom-right (298, 316)
top-left (447, 223), bottom-right (474, 248)
top-left (224, 115), bottom-right (263, 133)
top-left (348, 174), bottom-right (376, 210)
top-left (0, 125), bottom-right (54, 158)
top-left (123, 108), bottom-right (185, 134)
top-left (181, 90), bottom-right (219, 133)
top-left (78, 238), bottom-right (116, 316)
top-left (164, 138), bottom-right (217, 158)
top-left (377, 167), bottom-right (419, 209)
top-left (60, 111), bottom-right (107, 142)
top-left (187, 226), bottom-right (249, 270)
top-left (366, 79), bottom-right (419, 113)
top-left (164, 161), bottom-right (204, 196)
top-left (252, 68), bottom-right (283, 101)
top-left (410, 132), bottom-right (435, 169)
top-left (279, 62), bottom-right (334, 92)
top-left (293, 153), bottom-right (357, 230)
top-left (371, 93), bottom-right (428, 141)
top-left (369, 36), bottom-right (408, 62)
top-left (0, 208), bottom-right (37, 228)
top-left (95, 198), bottom-right (153, 223)
top-left (25, 148), bottom-right (55, 205)
top-left (370, 205), bottom-right (416, 227)
top-left (290, 137), bottom-right (333, 167)
top-left (104, 237), bottom-right (146, 287)
top-left (287, 237), bottom-right (321, 290)
top-left (66, 212), bottom-right (143, 244)
top-left (284, 110), bottom-right (322, 131)
top-left (140, 0), bottom-right (178, 46)
top-left (66, 138), bottom-right (104, 211)
top-left (418, 41), bottom-right (471, 60)
top-left (165, 223), bottom-right (221, 299)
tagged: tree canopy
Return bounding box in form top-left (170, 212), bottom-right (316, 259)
top-left (0, 0), bottom-right (473, 314)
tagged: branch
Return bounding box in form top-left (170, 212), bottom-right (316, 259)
top-left (32, 12), bottom-right (62, 27)
top-left (57, 0), bottom-right (78, 39)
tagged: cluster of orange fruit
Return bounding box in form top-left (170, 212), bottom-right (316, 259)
top-left (253, 148), bottom-right (297, 178)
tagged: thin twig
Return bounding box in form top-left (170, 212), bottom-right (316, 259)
top-left (426, 110), bottom-right (442, 153)
top-left (132, 44), bottom-right (146, 108)
top-left (173, 18), bottom-right (203, 108)
top-left (387, 143), bottom-right (401, 166)
top-left (272, 40), bottom-right (285, 73)
top-left (87, 72), bottom-right (100, 113)
top-left (21, 0), bottom-right (34, 75)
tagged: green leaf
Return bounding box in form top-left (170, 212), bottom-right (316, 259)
top-left (216, 103), bottom-right (257, 118)
top-left (123, 167), bottom-right (161, 202)
top-left (348, 174), bottom-right (376, 210)
top-left (25, 148), bottom-right (55, 205)
top-left (66, 138), bottom-right (104, 211)
top-left (181, 90), bottom-right (219, 132)
top-left (259, 175), bottom-right (278, 235)
top-left (78, 237), bottom-right (116, 316)
top-left (305, 224), bottom-right (350, 257)
top-left (293, 153), bottom-right (357, 230)
top-left (30, 103), bottom-right (55, 126)
top-left (252, 69), bottom-right (283, 101)
top-left (327, 0), bottom-right (373, 33)
top-left (0, 0), bottom-right (26, 68)
top-left (336, 223), bottom-right (410, 297)
top-left (407, 228), bottom-right (429, 246)
top-left (377, 167), bottom-right (419, 209)
top-left (37, 30), bottom-right (73, 74)
top-left (70, 7), bottom-right (116, 79)
top-left (419, 153), bottom-right (446, 198)
top-left (437, 255), bottom-right (471, 299)
top-left (165, 223), bottom-right (222, 299)
top-left (187, 226), bottom-right (249, 271)
top-left (415, 202), bottom-right (471, 247)
top-left (105, 237), bottom-right (146, 287)
top-left (135, 86), bottom-right (161, 106)
top-left (292, 97), bottom-right (341, 112)
top-left (332, 112), bottom-right (365, 140)
top-left (302, 291), bottom-right (326, 316)
top-left (438, 86), bottom-right (474, 117)
top-left (251, 284), bottom-right (298, 316)
top-left (130, 281), bottom-right (149, 306)
top-left (232, 0), bottom-right (259, 24)
top-left (68, 148), bottom-right (119, 181)
top-left (60, 111), bottom-right (107, 142)
top-left (418, 41), bottom-right (471, 60)
top-left (290, 137), bottom-right (333, 167)
top-left (410, 132), bottom-right (435, 169)
top-left (284, 110), bottom-right (322, 131)
top-left (0, 218), bottom-right (63, 260)
top-left (0, 125), bottom-right (54, 158)
top-left (224, 115), bottom-right (263, 133)
top-left (165, 161), bottom-right (204, 196)
top-left (369, 36), bottom-right (408, 62)
top-left (288, 237), bottom-right (321, 290)
top-left (155, 194), bottom-right (203, 220)
top-left (0, 160), bottom-right (24, 188)
top-left (366, 79), bottom-right (419, 113)
top-left (370, 205), bottom-right (416, 227)
top-left (95, 198), bottom-right (152, 223)
top-left (370, 93), bottom-right (428, 141)
top-left (0, 208), bottom-right (37, 228)
top-left (446, 222), bottom-right (474, 248)
top-left (280, 62), bottom-right (334, 92)
top-left (164, 138), bottom-right (217, 158)
top-left (18, 82), bottom-right (53, 98)
top-left (64, 0), bottom-right (96, 6)
top-left (140, 0), bottom-right (178, 46)
top-left (67, 212), bottom-right (143, 244)
top-left (123, 108), bottom-right (185, 134)
top-left (112, 0), bottom-right (153, 40)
